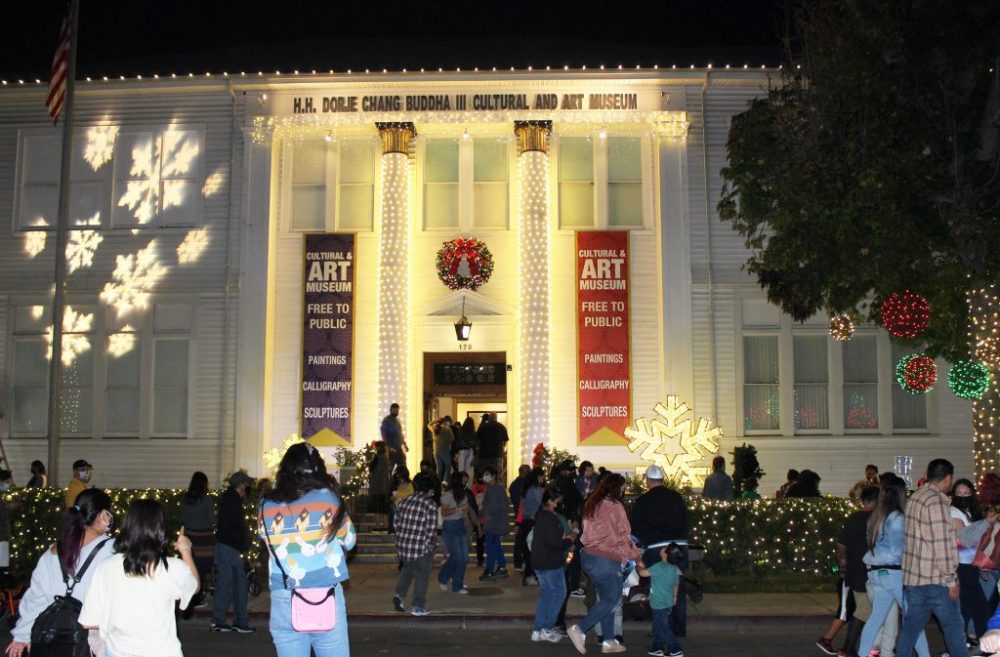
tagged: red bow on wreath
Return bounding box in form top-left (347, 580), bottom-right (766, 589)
top-left (447, 238), bottom-right (481, 277)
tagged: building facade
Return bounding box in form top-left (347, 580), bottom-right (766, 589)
top-left (0, 69), bottom-right (974, 493)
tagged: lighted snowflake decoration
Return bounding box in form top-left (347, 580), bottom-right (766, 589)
top-left (625, 395), bottom-right (723, 487)
top-left (107, 326), bottom-right (137, 358)
top-left (177, 227), bottom-right (209, 264)
top-left (83, 125), bottom-right (119, 171)
top-left (100, 242), bottom-right (167, 317)
top-left (66, 229), bottom-right (104, 274)
top-left (263, 433), bottom-right (305, 474)
top-left (44, 306), bottom-right (94, 366)
top-left (24, 231), bottom-right (46, 257)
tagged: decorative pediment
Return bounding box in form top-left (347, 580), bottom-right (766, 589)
top-left (421, 289), bottom-right (512, 317)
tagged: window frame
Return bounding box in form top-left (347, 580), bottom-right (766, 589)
top-left (552, 129), bottom-right (654, 233)
top-left (734, 294), bottom-right (931, 437)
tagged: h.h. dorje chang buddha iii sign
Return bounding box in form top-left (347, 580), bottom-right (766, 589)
top-left (282, 91), bottom-right (646, 115)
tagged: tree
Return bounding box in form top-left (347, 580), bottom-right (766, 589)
top-left (718, 0), bottom-right (1000, 476)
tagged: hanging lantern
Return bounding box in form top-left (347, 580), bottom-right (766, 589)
top-left (948, 360), bottom-right (992, 400)
top-left (829, 314), bottom-right (855, 341)
top-left (881, 291), bottom-right (930, 339)
top-left (895, 354), bottom-right (937, 394)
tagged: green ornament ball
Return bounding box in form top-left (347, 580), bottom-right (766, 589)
top-left (947, 360), bottom-right (992, 400)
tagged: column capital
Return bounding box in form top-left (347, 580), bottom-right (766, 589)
top-left (514, 120), bottom-right (552, 155)
top-left (376, 122), bottom-right (416, 155)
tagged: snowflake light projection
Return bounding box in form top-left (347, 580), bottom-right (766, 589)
top-left (100, 242), bottom-right (167, 317)
top-left (116, 131), bottom-right (199, 224)
top-left (107, 325), bottom-right (137, 357)
top-left (177, 227), bottom-right (209, 264)
top-left (202, 170), bottom-right (224, 197)
top-left (83, 125), bottom-right (119, 171)
top-left (66, 229), bottom-right (104, 274)
top-left (44, 306), bottom-right (93, 366)
top-left (24, 231), bottom-right (46, 257)
top-left (625, 395), bottom-right (723, 487)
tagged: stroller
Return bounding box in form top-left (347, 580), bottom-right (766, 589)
top-left (621, 539), bottom-right (704, 622)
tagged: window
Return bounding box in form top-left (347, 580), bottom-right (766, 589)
top-left (793, 336), bottom-right (829, 430)
top-left (843, 336), bottom-right (879, 430)
top-left (152, 339), bottom-right (189, 435)
top-left (420, 136), bottom-right (510, 231)
top-left (105, 309), bottom-right (141, 435)
top-left (112, 127), bottom-right (204, 228)
top-left (556, 133), bottom-right (648, 230)
top-left (16, 128), bottom-right (115, 230)
top-left (739, 297), bottom-right (927, 435)
top-left (288, 137), bottom-right (375, 232)
top-left (60, 305), bottom-right (95, 435)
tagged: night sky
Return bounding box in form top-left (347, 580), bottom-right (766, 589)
top-left (1, 0), bottom-right (787, 80)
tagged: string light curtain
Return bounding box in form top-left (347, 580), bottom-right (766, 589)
top-left (515, 121), bottom-right (552, 461)
top-left (970, 284), bottom-right (1000, 478)
top-left (376, 123), bottom-right (415, 438)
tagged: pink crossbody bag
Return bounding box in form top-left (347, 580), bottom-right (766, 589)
top-left (262, 504), bottom-right (337, 633)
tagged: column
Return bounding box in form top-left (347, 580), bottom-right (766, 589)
top-left (376, 122), bottom-right (415, 439)
top-left (515, 120), bottom-right (552, 461)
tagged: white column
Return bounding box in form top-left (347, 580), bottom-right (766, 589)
top-left (376, 123), bottom-right (415, 441)
top-left (515, 121), bottom-right (552, 463)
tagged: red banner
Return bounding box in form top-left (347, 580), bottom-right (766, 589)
top-left (577, 231), bottom-right (631, 445)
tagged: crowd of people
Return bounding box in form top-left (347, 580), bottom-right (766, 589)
top-left (816, 459), bottom-right (1000, 657)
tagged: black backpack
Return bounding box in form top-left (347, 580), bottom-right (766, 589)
top-left (30, 538), bottom-right (112, 657)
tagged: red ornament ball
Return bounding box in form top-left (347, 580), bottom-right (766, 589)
top-left (895, 354), bottom-right (937, 394)
top-left (881, 291), bottom-right (930, 339)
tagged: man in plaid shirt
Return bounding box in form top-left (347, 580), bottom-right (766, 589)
top-left (896, 459), bottom-right (968, 657)
top-left (393, 473), bottom-right (439, 616)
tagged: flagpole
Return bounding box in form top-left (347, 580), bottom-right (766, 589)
top-left (46, 0), bottom-right (80, 487)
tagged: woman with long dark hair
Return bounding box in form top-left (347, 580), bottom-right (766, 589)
top-left (260, 442), bottom-right (356, 657)
top-left (951, 478), bottom-right (991, 641)
top-left (567, 473), bottom-right (640, 655)
top-left (6, 488), bottom-right (115, 657)
top-left (857, 474), bottom-right (931, 657)
top-left (180, 471), bottom-right (215, 609)
top-left (79, 499), bottom-right (199, 657)
top-left (516, 468), bottom-right (543, 586)
top-left (26, 460), bottom-right (46, 488)
top-left (438, 471), bottom-right (472, 594)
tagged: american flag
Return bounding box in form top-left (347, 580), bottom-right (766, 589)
top-left (46, 11), bottom-right (71, 124)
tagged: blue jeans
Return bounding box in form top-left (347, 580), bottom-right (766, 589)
top-left (436, 451), bottom-right (452, 482)
top-left (438, 519), bottom-right (468, 591)
top-left (859, 569), bottom-right (929, 657)
top-left (896, 585), bottom-right (967, 657)
top-left (534, 568), bottom-right (566, 631)
top-left (578, 551), bottom-right (622, 641)
top-left (651, 607), bottom-right (682, 653)
top-left (485, 532), bottom-right (506, 571)
top-left (270, 586), bottom-right (349, 657)
top-left (212, 543), bottom-right (248, 626)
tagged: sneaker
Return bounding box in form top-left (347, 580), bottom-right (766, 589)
top-left (455, 587), bottom-right (469, 594)
top-left (193, 601), bottom-right (208, 609)
top-left (479, 571), bottom-right (496, 581)
top-left (648, 651), bottom-right (665, 657)
top-left (410, 607), bottom-right (430, 617)
top-left (523, 575), bottom-right (539, 586)
top-left (392, 595), bottom-right (405, 613)
top-left (532, 630), bottom-right (544, 642)
top-left (439, 581), bottom-right (448, 591)
top-left (571, 588), bottom-right (586, 598)
top-left (231, 625), bottom-right (256, 634)
top-left (552, 626), bottom-right (569, 638)
top-left (568, 624), bottom-right (587, 654)
top-left (515, 567), bottom-right (524, 573)
top-left (495, 568), bottom-right (509, 578)
top-left (541, 629), bottom-right (562, 643)
top-left (601, 640), bottom-right (626, 654)
top-left (666, 650), bottom-right (684, 657)
top-left (210, 623), bottom-right (232, 632)
top-left (817, 639), bottom-right (837, 656)
top-left (615, 635), bottom-right (625, 646)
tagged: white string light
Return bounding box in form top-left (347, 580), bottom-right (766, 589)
top-left (970, 284), bottom-right (1000, 478)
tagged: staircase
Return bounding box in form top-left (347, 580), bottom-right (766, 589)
top-left (350, 511), bottom-right (518, 564)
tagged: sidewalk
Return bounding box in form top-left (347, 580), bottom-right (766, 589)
top-left (211, 563), bottom-right (835, 627)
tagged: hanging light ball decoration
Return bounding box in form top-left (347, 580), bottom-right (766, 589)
top-left (948, 360), bottom-right (993, 400)
top-left (880, 290), bottom-right (931, 339)
top-left (895, 354), bottom-right (938, 394)
top-left (829, 314), bottom-right (855, 341)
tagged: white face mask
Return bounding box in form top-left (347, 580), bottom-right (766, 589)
top-left (482, 475), bottom-right (493, 484)
top-left (77, 469), bottom-right (91, 483)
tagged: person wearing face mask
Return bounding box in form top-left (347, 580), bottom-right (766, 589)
top-left (950, 478), bottom-right (991, 643)
top-left (64, 459), bottom-right (94, 510)
top-left (433, 416), bottom-right (455, 483)
top-left (6, 488), bottom-right (116, 657)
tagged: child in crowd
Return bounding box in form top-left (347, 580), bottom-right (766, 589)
top-left (637, 544), bottom-right (683, 657)
top-left (575, 461), bottom-right (598, 499)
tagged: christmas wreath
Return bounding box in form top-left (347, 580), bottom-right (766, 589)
top-left (435, 237), bottom-right (494, 291)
